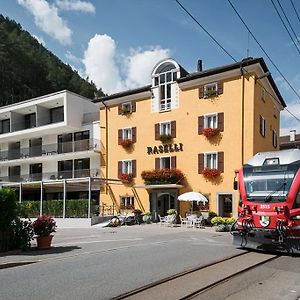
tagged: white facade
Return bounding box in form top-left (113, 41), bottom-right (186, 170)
top-left (0, 90), bottom-right (101, 217)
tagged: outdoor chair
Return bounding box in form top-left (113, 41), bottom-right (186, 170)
top-left (193, 215), bottom-right (205, 228)
top-left (179, 215), bottom-right (189, 227)
top-left (158, 214), bottom-right (167, 226)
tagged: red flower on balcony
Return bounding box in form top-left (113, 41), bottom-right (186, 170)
top-left (203, 128), bottom-right (220, 139)
top-left (120, 139), bottom-right (133, 148)
top-left (118, 173), bottom-right (134, 183)
top-left (141, 168), bottom-right (184, 185)
top-left (201, 168), bottom-right (221, 178)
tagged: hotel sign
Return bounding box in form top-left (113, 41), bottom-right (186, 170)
top-left (147, 143), bottom-right (183, 155)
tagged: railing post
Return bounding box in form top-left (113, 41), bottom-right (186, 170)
top-left (40, 182), bottom-right (43, 216)
top-left (88, 177), bottom-right (91, 218)
top-left (63, 179), bottom-right (66, 218)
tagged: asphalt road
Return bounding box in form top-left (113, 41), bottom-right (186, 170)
top-left (0, 225), bottom-right (298, 300)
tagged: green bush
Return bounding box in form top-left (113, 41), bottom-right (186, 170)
top-left (11, 218), bottom-right (34, 251)
top-left (18, 201), bottom-right (40, 218)
top-left (167, 209), bottom-right (177, 215)
top-left (66, 199), bottom-right (88, 218)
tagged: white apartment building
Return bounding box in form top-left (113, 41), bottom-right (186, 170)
top-left (0, 90), bottom-right (101, 218)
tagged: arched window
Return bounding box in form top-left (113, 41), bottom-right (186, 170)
top-left (151, 60), bottom-right (180, 112)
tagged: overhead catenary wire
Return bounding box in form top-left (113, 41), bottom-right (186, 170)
top-left (227, 0), bottom-right (300, 102)
top-left (276, 0), bottom-right (300, 47)
top-left (270, 0), bottom-right (300, 54)
top-left (290, 0), bottom-right (300, 23)
top-left (175, 0), bottom-right (300, 124)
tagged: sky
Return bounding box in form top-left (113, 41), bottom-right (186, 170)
top-left (1, 0), bottom-right (300, 136)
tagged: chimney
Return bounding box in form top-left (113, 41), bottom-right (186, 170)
top-left (197, 59), bottom-right (203, 72)
top-left (290, 130), bottom-right (296, 142)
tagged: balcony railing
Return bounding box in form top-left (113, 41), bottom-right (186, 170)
top-left (0, 139), bottom-right (100, 161)
top-left (0, 168), bottom-right (100, 183)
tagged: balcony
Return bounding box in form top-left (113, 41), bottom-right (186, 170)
top-left (0, 168), bottom-right (100, 183)
top-left (0, 139), bottom-right (100, 162)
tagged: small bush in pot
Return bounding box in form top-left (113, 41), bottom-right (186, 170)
top-left (32, 215), bottom-right (56, 249)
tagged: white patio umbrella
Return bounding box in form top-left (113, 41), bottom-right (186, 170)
top-left (178, 192), bottom-right (208, 212)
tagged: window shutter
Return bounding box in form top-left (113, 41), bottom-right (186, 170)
top-left (132, 127), bottom-right (137, 143)
top-left (118, 161), bottom-right (122, 177)
top-left (198, 116), bottom-right (204, 135)
top-left (118, 129), bottom-right (123, 145)
top-left (118, 104), bottom-right (123, 115)
top-left (155, 123), bottom-right (160, 140)
top-left (132, 160), bottom-right (136, 177)
top-left (131, 101), bottom-right (136, 112)
top-left (155, 158), bottom-right (160, 170)
top-left (171, 121), bottom-right (176, 138)
top-left (198, 86), bottom-right (204, 98)
top-left (198, 153), bottom-right (204, 174)
top-left (218, 113), bottom-right (224, 132)
top-left (218, 152), bottom-right (224, 173)
top-left (217, 81), bottom-right (223, 95)
top-left (171, 156), bottom-right (177, 169)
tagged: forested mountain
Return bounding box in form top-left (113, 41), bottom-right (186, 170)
top-left (0, 15), bottom-right (104, 106)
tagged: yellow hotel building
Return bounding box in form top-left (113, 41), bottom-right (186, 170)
top-left (97, 57), bottom-right (286, 219)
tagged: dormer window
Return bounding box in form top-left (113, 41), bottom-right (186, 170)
top-left (121, 103), bottom-right (132, 115)
top-left (204, 83), bottom-right (218, 98)
top-left (151, 59), bottom-right (183, 113)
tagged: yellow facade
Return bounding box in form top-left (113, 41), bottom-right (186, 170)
top-left (98, 58), bottom-right (285, 219)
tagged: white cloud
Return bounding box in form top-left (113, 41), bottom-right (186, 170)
top-left (55, 0), bottom-right (95, 13)
top-left (280, 102), bottom-right (300, 135)
top-left (82, 34), bottom-right (171, 94)
top-left (17, 0), bottom-right (72, 45)
top-left (82, 34), bottom-right (125, 94)
top-left (125, 47), bottom-right (170, 89)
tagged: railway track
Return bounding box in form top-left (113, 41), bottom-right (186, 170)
top-left (112, 251), bottom-right (279, 300)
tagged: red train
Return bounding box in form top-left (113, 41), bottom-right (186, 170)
top-left (233, 149), bottom-right (300, 254)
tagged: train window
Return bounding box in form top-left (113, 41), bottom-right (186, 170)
top-left (293, 190), bottom-right (300, 209)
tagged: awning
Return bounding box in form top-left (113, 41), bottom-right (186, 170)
top-left (133, 184), bottom-right (183, 190)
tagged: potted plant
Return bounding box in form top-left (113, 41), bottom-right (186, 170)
top-left (202, 128), bottom-right (220, 139)
top-left (118, 173), bottom-right (134, 184)
top-left (159, 134), bottom-right (173, 143)
top-left (32, 215), bottom-right (56, 249)
top-left (120, 139), bottom-right (133, 148)
top-left (204, 89), bottom-right (218, 98)
top-left (201, 167), bottom-right (221, 179)
top-left (142, 212), bottom-right (152, 224)
top-left (141, 168), bottom-right (184, 185)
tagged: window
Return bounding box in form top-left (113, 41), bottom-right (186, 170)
top-left (204, 83), bottom-right (218, 98)
top-left (293, 190), bottom-right (300, 209)
top-left (204, 114), bottom-right (217, 128)
top-left (30, 163), bottom-right (42, 181)
top-left (160, 157), bottom-right (171, 169)
top-left (122, 103), bottom-right (132, 114)
top-left (74, 158), bottom-right (90, 177)
top-left (160, 122), bottom-right (171, 135)
top-left (120, 196), bottom-right (134, 209)
top-left (24, 113), bottom-right (36, 129)
top-left (259, 115), bottom-right (266, 137)
top-left (58, 133), bottom-right (73, 153)
top-left (1, 119), bottom-right (10, 134)
top-left (9, 166), bottom-right (20, 182)
top-left (156, 71), bottom-right (177, 112)
top-left (50, 106), bottom-right (64, 123)
top-left (58, 160), bottom-right (73, 179)
top-left (272, 130), bottom-right (277, 148)
top-left (205, 152), bottom-right (217, 169)
top-left (122, 160), bottom-right (132, 174)
top-left (74, 130), bottom-right (89, 151)
top-left (29, 138), bottom-right (42, 157)
top-left (122, 128), bottom-right (132, 140)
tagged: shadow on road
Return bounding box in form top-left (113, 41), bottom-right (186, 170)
top-left (0, 245), bottom-right (82, 257)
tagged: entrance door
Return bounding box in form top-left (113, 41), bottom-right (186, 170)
top-left (218, 194), bottom-right (233, 217)
top-left (157, 193), bottom-right (175, 217)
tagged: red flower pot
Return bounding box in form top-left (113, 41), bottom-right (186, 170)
top-left (36, 235), bottom-right (53, 249)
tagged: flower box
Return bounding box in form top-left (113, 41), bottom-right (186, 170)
top-left (141, 168), bottom-right (184, 185)
top-left (201, 167), bottom-right (220, 178)
top-left (120, 139), bottom-right (133, 148)
top-left (204, 90), bottom-right (218, 98)
top-left (203, 128), bottom-right (220, 139)
top-left (159, 134), bottom-right (173, 143)
top-left (118, 173), bottom-right (134, 183)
